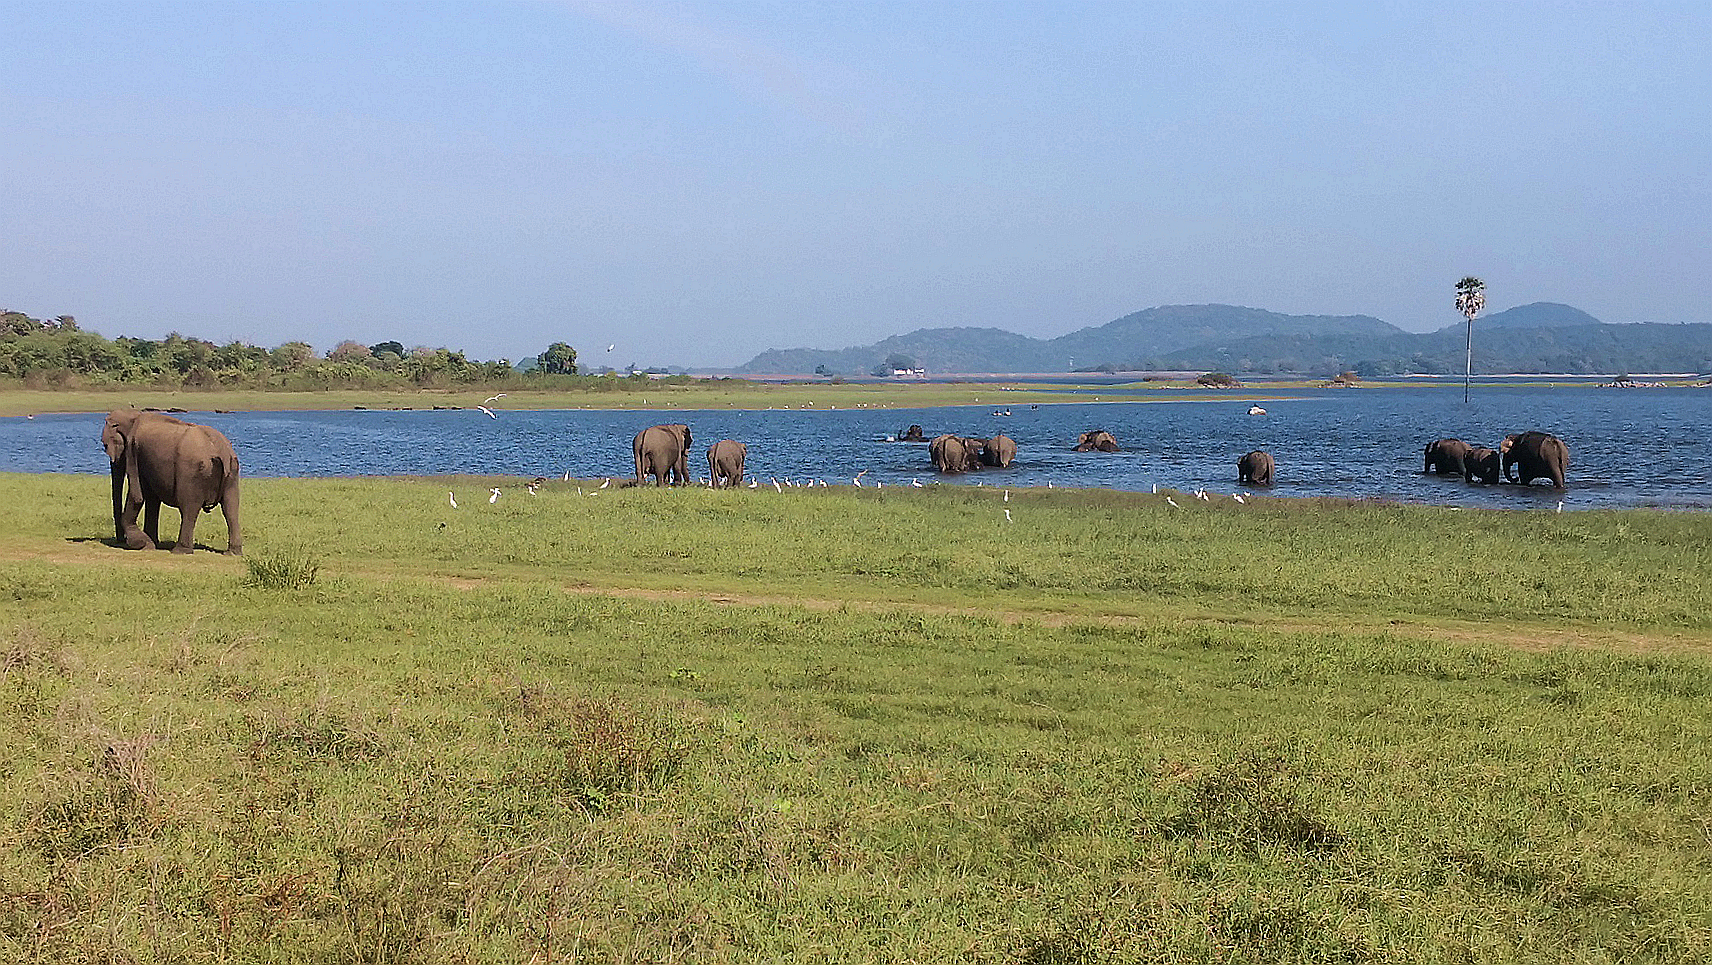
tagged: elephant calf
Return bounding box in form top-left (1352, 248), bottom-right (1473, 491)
top-left (1074, 429), bottom-right (1119, 452)
top-left (707, 439), bottom-right (747, 488)
top-left (1464, 446), bottom-right (1500, 484)
top-left (1238, 449), bottom-right (1274, 486)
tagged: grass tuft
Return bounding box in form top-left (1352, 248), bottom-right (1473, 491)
top-left (243, 550), bottom-right (320, 590)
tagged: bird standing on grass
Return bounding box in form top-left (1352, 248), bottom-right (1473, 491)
top-left (489, 488), bottom-right (501, 504)
top-left (448, 491), bottom-right (458, 509)
top-left (1004, 509), bottom-right (1012, 523)
top-left (1165, 496), bottom-right (1179, 508)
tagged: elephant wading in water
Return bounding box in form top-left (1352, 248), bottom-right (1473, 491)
top-left (1238, 449), bottom-right (1275, 486)
top-left (1424, 438), bottom-right (1472, 475)
top-left (1464, 446), bottom-right (1501, 484)
top-left (899, 424), bottom-right (926, 442)
top-left (707, 439), bottom-right (747, 488)
top-left (980, 433), bottom-right (1017, 468)
top-left (633, 424), bottom-right (693, 486)
top-left (1501, 431), bottom-right (1569, 488)
top-left (1074, 430), bottom-right (1120, 452)
top-left (102, 408), bottom-right (242, 555)
top-left (929, 434), bottom-right (983, 473)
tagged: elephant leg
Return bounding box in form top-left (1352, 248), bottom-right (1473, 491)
top-left (222, 487), bottom-right (242, 556)
top-left (120, 495), bottom-right (154, 550)
top-left (171, 506), bottom-right (198, 554)
top-left (143, 500), bottom-right (163, 545)
top-left (111, 465), bottom-right (127, 541)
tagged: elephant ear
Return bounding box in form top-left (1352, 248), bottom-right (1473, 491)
top-left (102, 422), bottom-right (128, 464)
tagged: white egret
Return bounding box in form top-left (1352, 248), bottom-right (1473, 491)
top-left (1004, 509), bottom-right (1012, 522)
top-left (599, 478), bottom-right (611, 489)
top-left (484, 393), bottom-right (507, 405)
top-left (476, 405), bottom-right (496, 419)
top-left (1165, 496), bottom-right (1179, 508)
top-left (489, 488), bottom-right (501, 504)
top-left (448, 491), bottom-right (458, 509)
top-left (1248, 405), bottom-right (1266, 416)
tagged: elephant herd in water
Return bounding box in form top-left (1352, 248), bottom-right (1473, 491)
top-left (93, 408), bottom-right (1570, 556)
top-left (1423, 432), bottom-right (1570, 489)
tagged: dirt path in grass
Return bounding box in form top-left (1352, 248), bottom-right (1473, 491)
top-left (11, 539), bottom-right (1711, 657)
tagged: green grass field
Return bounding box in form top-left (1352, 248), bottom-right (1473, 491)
top-left (4, 472), bottom-right (1710, 962)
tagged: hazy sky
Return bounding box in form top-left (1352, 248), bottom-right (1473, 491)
top-left (5, 1), bottom-right (1709, 367)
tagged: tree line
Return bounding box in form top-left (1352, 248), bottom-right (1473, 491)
top-left (0, 310), bottom-right (668, 391)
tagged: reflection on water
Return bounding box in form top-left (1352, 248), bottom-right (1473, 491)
top-left (5, 386), bottom-right (1709, 510)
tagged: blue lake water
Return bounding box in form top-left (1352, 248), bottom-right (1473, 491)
top-left (5, 385), bottom-right (1709, 510)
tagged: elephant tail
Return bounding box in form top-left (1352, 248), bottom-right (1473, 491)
top-left (203, 455), bottom-right (229, 512)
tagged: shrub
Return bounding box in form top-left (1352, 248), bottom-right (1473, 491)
top-left (243, 551), bottom-right (320, 590)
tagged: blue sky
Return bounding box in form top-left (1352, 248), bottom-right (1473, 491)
top-left (4, 0), bottom-right (1708, 367)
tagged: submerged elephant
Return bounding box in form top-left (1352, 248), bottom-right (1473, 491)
top-left (1238, 449), bottom-right (1275, 486)
top-left (102, 408), bottom-right (242, 555)
top-left (1464, 446), bottom-right (1501, 484)
top-left (980, 433), bottom-right (1017, 468)
top-left (707, 439), bottom-right (747, 488)
top-left (899, 424), bottom-right (926, 442)
top-left (1501, 431), bottom-right (1569, 488)
top-left (929, 434), bottom-right (983, 473)
top-left (1424, 438), bottom-right (1472, 475)
top-left (633, 424), bottom-right (693, 486)
top-left (1074, 429), bottom-right (1119, 452)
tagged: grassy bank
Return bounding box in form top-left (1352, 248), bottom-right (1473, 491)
top-left (4, 473), bottom-right (1711, 962)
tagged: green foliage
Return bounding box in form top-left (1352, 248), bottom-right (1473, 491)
top-left (535, 341), bottom-right (578, 375)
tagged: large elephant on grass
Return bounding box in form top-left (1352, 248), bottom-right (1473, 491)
top-left (1238, 449), bottom-right (1274, 486)
top-left (1074, 430), bottom-right (1119, 452)
top-left (633, 424), bottom-right (693, 486)
top-left (979, 433), bottom-right (1017, 468)
top-left (102, 408), bottom-right (242, 555)
top-left (929, 434), bottom-right (983, 473)
top-left (1501, 431), bottom-right (1569, 489)
top-left (1464, 446), bottom-right (1500, 484)
top-left (707, 439), bottom-right (747, 488)
top-left (1424, 438), bottom-right (1472, 475)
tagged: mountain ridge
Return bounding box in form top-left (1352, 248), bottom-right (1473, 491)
top-left (734, 302), bottom-right (1712, 377)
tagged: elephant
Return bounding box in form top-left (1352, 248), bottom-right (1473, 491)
top-left (1074, 429), bottom-right (1120, 452)
top-left (899, 424), bottom-right (926, 442)
top-left (1501, 431), bottom-right (1569, 488)
top-left (1464, 446), bottom-right (1501, 484)
top-left (707, 439), bottom-right (747, 488)
top-left (101, 408), bottom-right (242, 555)
top-left (633, 424), bottom-right (692, 486)
top-left (929, 434), bottom-right (984, 473)
top-left (979, 433), bottom-right (1017, 468)
top-left (1237, 449), bottom-right (1275, 486)
top-left (1424, 438), bottom-right (1472, 475)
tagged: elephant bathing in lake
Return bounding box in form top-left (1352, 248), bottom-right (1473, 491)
top-left (980, 433), bottom-right (1017, 468)
top-left (1501, 431), bottom-right (1569, 489)
top-left (1464, 446), bottom-right (1501, 484)
top-left (1237, 449), bottom-right (1274, 486)
top-left (1074, 429), bottom-right (1119, 452)
top-left (929, 434), bottom-right (984, 473)
top-left (102, 408), bottom-right (242, 555)
top-left (1424, 438), bottom-right (1472, 475)
top-left (899, 424), bottom-right (926, 442)
top-left (707, 439), bottom-right (747, 488)
top-left (633, 424), bottom-right (693, 486)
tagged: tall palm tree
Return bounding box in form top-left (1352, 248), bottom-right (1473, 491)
top-left (1455, 276), bottom-right (1485, 403)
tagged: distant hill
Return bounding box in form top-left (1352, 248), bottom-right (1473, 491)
top-left (1434, 302), bottom-right (1602, 332)
top-left (735, 301), bottom-right (1712, 377)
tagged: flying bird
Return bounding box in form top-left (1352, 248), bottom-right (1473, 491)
top-left (448, 491), bottom-right (458, 509)
top-left (484, 394), bottom-right (507, 405)
top-left (476, 405), bottom-right (496, 419)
